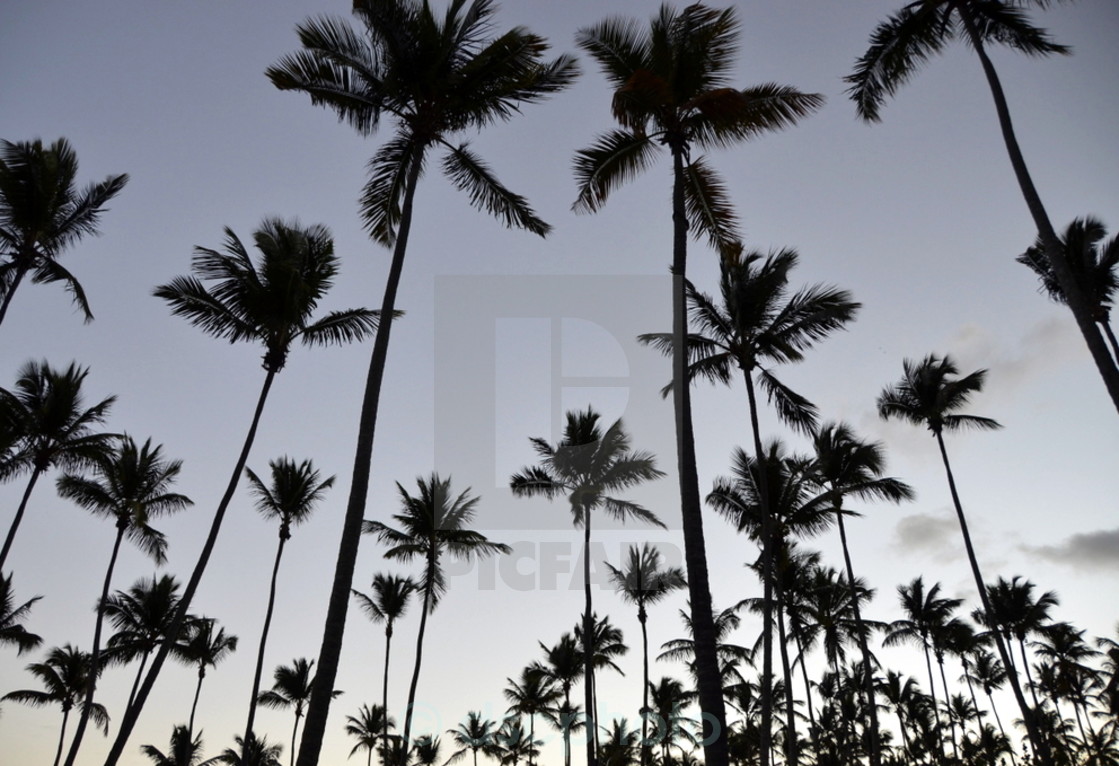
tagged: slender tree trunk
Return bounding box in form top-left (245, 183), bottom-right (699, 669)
top-left (639, 607), bottom-right (651, 766)
top-left (936, 654), bottom-right (959, 760)
top-left (291, 710), bottom-right (302, 766)
top-left (0, 262), bottom-right (29, 329)
top-left (958, 9), bottom-right (1119, 413)
top-left (1101, 320), bottom-right (1119, 364)
top-left (920, 639), bottom-right (943, 763)
top-left (582, 508), bottom-right (597, 766)
top-left (127, 651), bottom-right (151, 713)
top-left (188, 667), bottom-right (205, 742)
top-left (0, 466), bottom-right (43, 571)
top-left (297, 145), bottom-right (424, 766)
top-left (246, 530), bottom-right (289, 742)
top-left (401, 557), bottom-right (435, 766)
top-left (1018, 638), bottom-right (1042, 711)
top-left (792, 631), bottom-right (816, 732)
top-left (102, 369), bottom-right (277, 766)
top-left (383, 621), bottom-right (394, 766)
top-left (54, 706), bottom-right (71, 766)
top-left (61, 524), bottom-right (126, 766)
top-left (669, 144), bottom-right (728, 766)
top-left (984, 687), bottom-right (1015, 765)
top-left (772, 564), bottom-right (798, 766)
top-left (933, 431), bottom-right (1052, 766)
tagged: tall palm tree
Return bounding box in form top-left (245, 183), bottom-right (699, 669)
top-left (243, 457), bottom-right (335, 743)
top-left (179, 616), bottom-right (239, 741)
top-left (1018, 216), bottom-right (1119, 360)
top-left (257, 658), bottom-right (337, 766)
top-left (0, 571), bottom-right (42, 653)
top-left (847, 0), bottom-right (1119, 412)
top-left (576, 613), bottom-right (630, 755)
top-left (533, 633), bottom-right (585, 766)
top-left (345, 704), bottom-right (395, 766)
top-left (983, 576), bottom-right (1059, 708)
top-left (646, 676), bottom-right (698, 766)
top-left (511, 407), bottom-right (663, 766)
top-left (103, 218), bottom-right (379, 764)
top-left (141, 725), bottom-right (222, 766)
top-left (57, 436), bottom-right (192, 766)
top-left (0, 137), bottom-right (128, 327)
top-left (444, 711), bottom-right (501, 766)
top-left (0, 359), bottom-right (116, 571)
top-left (605, 543), bottom-right (686, 765)
top-left (1, 644), bottom-right (108, 766)
top-left (574, 8), bottom-right (823, 762)
top-left (504, 666), bottom-right (561, 766)
top-left (352, 572), bottom-right (416, 761)
top-left (877, 353), bottom-right (1048, 763)
top-left (364, 473), bottom-right (510, 764)
top-left (266, 6), bottom-right (576, 760)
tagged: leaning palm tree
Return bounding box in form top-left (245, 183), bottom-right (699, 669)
top-left (1, 644), bottom-right (109, 766)
top-left (352, 572), bottom-right (416, 761)
top-left (574, 8), bottom-right (823, 762)
top-left (511, 407), bottom-right (664, 766)
top-left (345, 704), bottom-right (395, 766)
top-left (102, 218), bottom-right (379, 764)
top-left (243, 457), bottom-right (335, 744)
top-left (605, 543), bottom-right (686, 766)
top-left (0, 571), bottom-right (42, 653)
top-left (878, 353), bottom-right (1048, 762)
top-left (257, 658), bottom-right (337, 766)
top-left (178, 616), bottom-right (239, 741)
top-left (266, 7), bottom-right (577, 760)
top-left (141, 725), bottom-right (222, 766)
top-left (364, 474), bottom-right (510, 764)
top-left (1018, 216), bottom-right (1119, 361)
top-left (444, 711), bottom-right (501, 766)
top-left (0, 137), bottom-right (128, 327)
top-left (847, 0), bottom-right (1119, 411)
top-left (0, 359), bottom-right (116, 571)
top-left (57, 436), bottom-right (192, 766)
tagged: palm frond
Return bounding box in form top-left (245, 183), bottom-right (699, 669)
top-left (440, 143), bottom-right (550, 237)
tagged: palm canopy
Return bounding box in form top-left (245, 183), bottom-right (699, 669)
top-left (1, 643), bottom-right (109, 732)
top-left (0, 137), bottom-right (128, 325)
top-left (141, 726), bottom-right (222, 766)
top-left (444, 710), bottom-right (502, 765)
top-left (605, 543), bottom-right (686, 618)
top-left (104, 574), bottom-right (191, 666)
top-left (808, 422), bottom-right (914, 510)
top-left (244, 457), bottom-right (334, 540)
top-left (0, 572), bottom-right (42, 654)
top-left (509, 408), bottom-right (665, 529)
top-left (267, 0), bottom-right (577, 246)
top-left (884, 577), bottom-right (963, 651)
top-left (153, 218), bottom-right (381, 373)
top-left (845, 0), bottom-right (1071, 123)
top-left (351, 572), bottom-right (415, 629)
top-left (877, 354), bottom-right (1002, 436)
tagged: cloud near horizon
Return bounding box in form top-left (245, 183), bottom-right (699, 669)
top-left (1023, 527), bottom-right (1119, 572)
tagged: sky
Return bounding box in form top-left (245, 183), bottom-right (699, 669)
top-left (1, 1), bottom-right (1117, 764)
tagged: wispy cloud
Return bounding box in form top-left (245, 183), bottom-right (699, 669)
top-left (1023, 528), bottom-right (1119, 572)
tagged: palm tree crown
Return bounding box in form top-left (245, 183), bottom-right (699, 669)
top-left (877, 354), bottom-right (1002, 437)
top-left (245, 457), bottom-right (334, 542)
top-left (0, 572), bottom-right (42, 654)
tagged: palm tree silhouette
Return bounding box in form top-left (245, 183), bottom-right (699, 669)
top-left (103, 218), bottom-right (379, 763)
top-left (0, 571), bottom-right (42, 653)
top-left (0, 137), bottom-right (128, 327)
top-left (493, 719), bottom-right (540, 766)
top-left (364, 473), bottom-right (510, 764)
top-left (983, 575), bottom-right (1059, 709)
top-left (847, 0), bottom-right (1119, 411)
top-left (141, 725), bottom-right (221, 766)
top-left (576, 613), bottom-right (629, 755)
top-left (877, 353), bottom-right (1048, 761)
top-left (266, 7), bottom-right (576, 758)
top-left (511, 407), bottom-right (663, 766)
top-left (574, 8), bottom-right (823, 760)
top-left (605, 543), bottom-right (686, 765)
top-left (503, 666), bottom-right (560, 766)
top-left (345, 704), bottom-right (395, 766)
top-left (257, 657), bottom-right (337, 766)
top-left (57, 436), bottom-right (192, 766)
top-left (1, 644), bottom-right (108, 766)
top-left (179, 616), bottom-right (238, 741)
top-left (243, 457), bottom-right (334, 743)
top-left (352, 572), bottom-right (416, 761)
top-left (444, 711), bottom-right (501, 766)
top-left (0, 359), bottom-right (116, 571)
top-left (533, 633), bottom-right (585, 766)
top-left (217, 733), bottom-right (284, 766)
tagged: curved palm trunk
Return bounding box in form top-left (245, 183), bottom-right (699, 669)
top-left (290, 708), bottom-right (303, 766)
top-left (61, 522), bottom-right (127, 766)
top-left (0, 465), bottom-right (43, 571)
top-left (102, 369), bottom-right (277, 766)
top-left (669, 144), bottom-right (728, 766)
top-left (582, 509), bottom-right (597, 766)
top-left (297, 146), bottom-right (425, 766)
top-left (383, 620), bottom-right (395, 766)
top-left (54, 705), bottom-right (72, 766)
top-left (245, 529), bottom-right (290, 742)
top-left (127, 650), bottom-right (152, 712)
top-left (401, 556), bottom-right (435, 766)
top-left (188, 665), bottom-right (206, 742)
top-left (957, 8), bottom-right (1119, 413)
top-left (0, 261), bottom-right (30, 329)
top-left (933, 431), bottom-right (1051, 766)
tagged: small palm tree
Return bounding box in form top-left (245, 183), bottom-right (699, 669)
top-left (141, 725), bottom-right (221, 766)
top-left (503, 666), bottom-right (560, 766)
top-left (257, 658), bottom-right (338, 766)
top-left (1, 644), bottom-right (109, 766)
top-left (0, 137), bottom-right (128, 327)
top-left (243, 457), bottom-right (335, 743)
top-left (414, 736), bottom-right (443, 766)
top-left (983, 575), bottom-right (1059, 709)
top-left (494, 719), bottom-right (540, 766)
top-left (345, 704), bottom-right (395, 766)
top-left (0, 571), bottom-right (42, 653)
top-left (179, 616), bottom-right (238, 740)
top-left (0, 359), bottom-right (116, 571)
top-left (218, 734), bottom-right (284, 766)
top-left (576, 613), bottom-right (629, 754)
top-left (533, 633), bottom-right (584, 766)
top-left (57, 436), bottom-right (192, 766)
top-left (364, 474), bottom-right (510, 763)
top-left (444, 711), bottom-right (501, 766)
top-left (598, 718), bottom-right (640, 766)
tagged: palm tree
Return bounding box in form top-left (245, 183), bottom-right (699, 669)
top-left (503, 666), bottom-right (560, 766)
top-left (646, 676), bottom-right (698, 766)
top-left (266, 6), bottom-right (576, 760)
top-left (257, 658), bottom-right (337, 766)
top-left (414, 736), bottom-right (443, 766)
top-left (179, 616), bottom-right (239, 741)
top-left (444, 711), bottom-right (501, 766)
top-left (141, 725), bottom-right (222, 766)
top-left (494, 719), bottom-right (540, 766)
top-left (511, 407), bottom-right (663, 766)
top-left (57, 436), bottom-right (192, 766)
top-left (1018, 216), bottom-right (1119, 361)
top-left (576, 613), bottom-right (630, 754)
top-left (598, 719), bottom-right (640, 766)
top-left (0, 571), bottom-right (42, 653)
top-left (574, 7), bottom-right (823, 761)
top-left (345, 704), bottom-right (395, 766)
top-left (0, 137), bottom-right (128, 327)
top-left (352, 572), bottom-right (416, 760)
top-left (847, 0), bottom-right (1119, 412)
top-left (218, 734), bottom-right (284, 766)
top-left (103, 218), bottom-right (378, 764)
top-left (533, 633), bottom-right (585, 766)
top-left (0, 359), bottom-right (116, 571)
top-left (243, 457), bottom-right (335, 743)
top-left (605, 543), bottom-right (686, 765)
top-left (983, 576), bottom-right (1059, 709)
top-left (364, 473), bottom-right (510, 764)
top-left (1, 644), bottom-right (109, 766)
top-left (877, 353), bottom-right (1048, 763)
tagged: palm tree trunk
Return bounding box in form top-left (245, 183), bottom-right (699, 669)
top-left (920, 639), bottom-right (943, 762)
top-left (246, 532), bottom-right (289, 742)
top-left (983, 687), bottom-right (1015, 765)
top-left (0, 466), bottom-right (43, 571)
top-left (933, 430), bottom-right (1051, 766)
top-left (188, 667), bottom-right (205, 742)
top-left (639, 608), bottom-right (650, 766)
top-left (0, 262), bottom-right (29, 328)
top-left (957, 8), bottom-right (1119, 413)
top-left (383, 622), bottom-right (394, 766)
top-left (54, 706), bottom-right (71, 766)
top-left (936, 654), bottom-right (959, 760)
top-left (669, 143), bottom-right (728, 766)
top-left (771, 566), bottom-right (798, 766)
top-left (1018, 638), bottom-right (1042, 711)
top-left (792, 631), bottom-right (816, 733)
top-left (401, 559), bottom-right (435, 766)
top-left (102, 368), bottom-right (277, 766)
top-left (297, 144), bottom-right (424, 766)
top-left (127, 651), bottom-right (151, 713)
top-left (1101, 320), bottom-right (1119, 364)
top-left (61, 524), bottom-right (126, 766)
top-left (582, 508), bottom-right (597, 766)
top-left (291, 710), bottom-right (302, 766)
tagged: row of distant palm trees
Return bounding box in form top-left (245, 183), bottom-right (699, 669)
top-left (3, 0), bottom-right (1117, 765)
